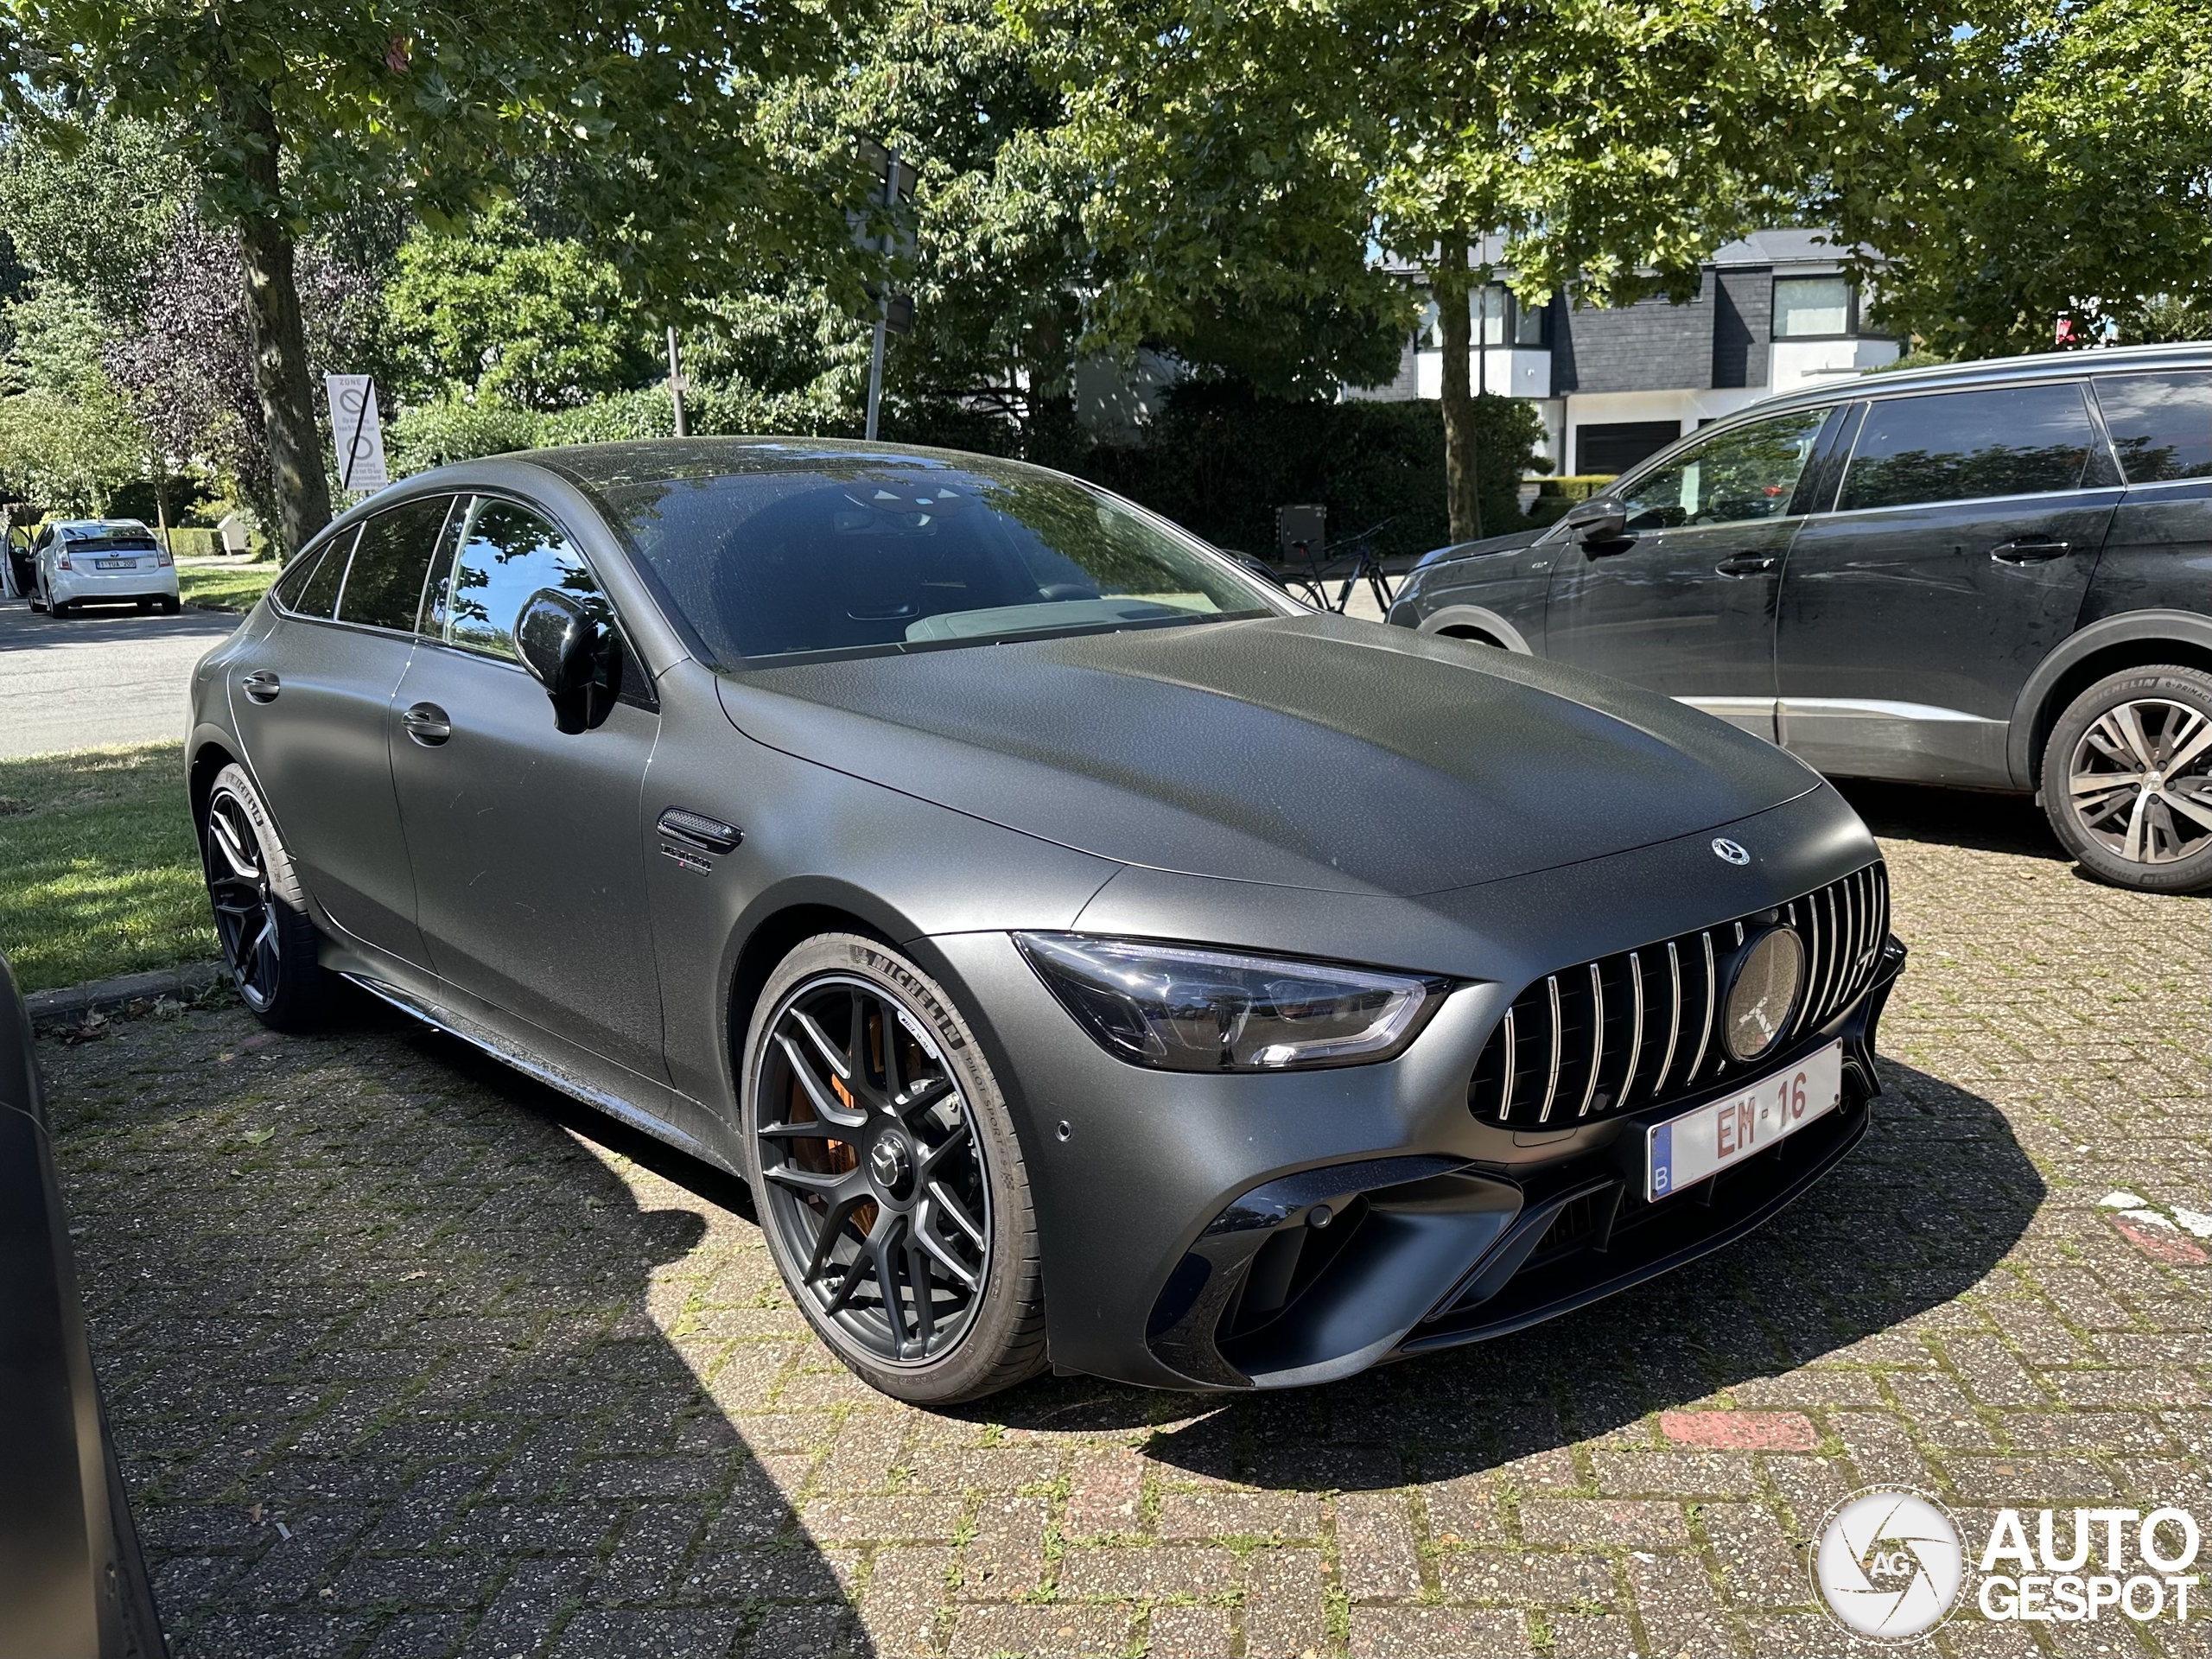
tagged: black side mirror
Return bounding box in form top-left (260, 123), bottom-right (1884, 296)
top-left (1563, 496), bottom-right (1630, 548)
top-left (516, 588), bottom-right (620, 734)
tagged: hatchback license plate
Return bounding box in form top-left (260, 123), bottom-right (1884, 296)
top-left (94, 557), bottom-right (136, 569)
top-left (1646, 1041), bottom-right (1841, 1201)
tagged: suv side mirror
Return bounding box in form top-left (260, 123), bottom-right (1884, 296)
top-left (517, 588), bottom-right (620, 734)
top-left (1563, 496), bottom-right (1630, 548)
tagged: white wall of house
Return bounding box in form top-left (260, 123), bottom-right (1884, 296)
top-left (1411, 346), bottom-right (1553, 401)
top-left (1769, 336), bottom-right (1901, 395)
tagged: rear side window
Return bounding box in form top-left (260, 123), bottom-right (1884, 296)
top-left (334, 495), bottom-right (454, 632)
top-left (2094, 372), bottom-right (2212, 482)
top-left (437, 499), bottom-right (606, 662)
top-left (1840, 384), bottom-right (2103, 511)
top-left (276, 530), bottom-right (354, 619)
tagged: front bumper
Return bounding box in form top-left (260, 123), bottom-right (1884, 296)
top-left (920, 786), bottom-right (1904, 1391)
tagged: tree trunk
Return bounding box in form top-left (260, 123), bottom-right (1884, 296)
top-left (1434, 233), bottom-right (1484, 544)
top-left (226, 80), bottom-right (331, 558)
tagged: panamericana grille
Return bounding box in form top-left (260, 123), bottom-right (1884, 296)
top-left (1468, 861), bottom-right (1889, 1128)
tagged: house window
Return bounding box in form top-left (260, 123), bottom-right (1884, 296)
top-left (1476, 286), bottom-right (1510, 346)
top-left (1514, 295), bottom-right (1547, 346)
top-left (1773, 276), bottom-right (1853, 339)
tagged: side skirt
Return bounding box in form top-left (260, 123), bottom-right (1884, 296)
top-left (341, 972), bottom-right (740, 1177)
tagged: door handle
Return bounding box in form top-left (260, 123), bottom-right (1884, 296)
top-left (241, 670), bottom-right (281, 703)
top-left (401, 702), bottom-right (452, 746)
top-left (1989, 538), bottom-right (2072, 564)
top-left (1714, 555), bottom-right (1777, 576)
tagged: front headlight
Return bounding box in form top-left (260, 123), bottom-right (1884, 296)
top-left (1014, 933), bottom-right (1449, 1071)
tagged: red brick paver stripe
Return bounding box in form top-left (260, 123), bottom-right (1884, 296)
top-left (1659, 1409), bottom-right (1818, 1450)
top-left (2113, 1217), bottom-right (2211, 1267)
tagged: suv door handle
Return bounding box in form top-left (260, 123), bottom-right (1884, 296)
top-left (1990, 538), bottom-right (2072, 563)
top-left (241, 670), bottom-right (281, 703)
top-left (401, 702), bottom-right (452, 746)
top-left (1714, 554), bottom-right (1777, 576)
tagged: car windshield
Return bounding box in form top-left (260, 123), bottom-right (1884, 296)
top-left (590, 454), bottom-right (1281, 666)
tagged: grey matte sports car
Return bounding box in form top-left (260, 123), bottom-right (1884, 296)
top-left (187, 440), bottom-right (1906, 1404)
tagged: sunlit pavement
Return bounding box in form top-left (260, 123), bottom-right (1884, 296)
top-left (0, 597), bottom-right (240, 758)
top-left (41, 785), bottom-right (2207, 1657)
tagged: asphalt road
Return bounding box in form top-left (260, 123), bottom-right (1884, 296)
top-left (0, 596), bottom-right (242, 759)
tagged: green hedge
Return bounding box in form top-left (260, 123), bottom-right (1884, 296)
top-left (1525, 474), bottom-right (1619, 528)
top-left (162, 527), bottom-right (221, 558)
top-left (1058, 386), bottom-right (1543, 561)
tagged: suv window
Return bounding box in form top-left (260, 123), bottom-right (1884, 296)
top-left (1840, 384), bottom-right (2102, 511)
top-left (1618, 409), bottom-right (1827, 531)
top-left (2093, 371), bottom-right (2211, 483)
top-left (334, 496), bottom-right (454, 632)
top-left (438, 499), bottom-right (606, 661)
top-left (276, 530), bottom-right (355, 619)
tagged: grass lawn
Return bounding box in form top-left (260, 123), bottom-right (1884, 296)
top-left (177, 559), bottom-right (280, 613)
top-left (0, 743), bottom-right (213, 994)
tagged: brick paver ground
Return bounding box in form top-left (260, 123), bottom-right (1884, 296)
top-left (38, 783), bottom-right (2209, 1658)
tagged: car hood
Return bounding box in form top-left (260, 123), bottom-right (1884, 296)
top-left (1411, 525), bottom-right (1547, 571)
top-left (715, 613), bottom-right (1821, 896)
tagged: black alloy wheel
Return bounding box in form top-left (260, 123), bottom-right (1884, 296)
top-left (756, 975), bottom-right (990, 1361)
top-left (204, 784), bottom-right (283, 1010)
top-left (743, 935), bottom-right (1046, 1402)
top-left (2044, 666), bottom-right (2212, 894)
top-left (200, 762), bottom-right (334, 1028)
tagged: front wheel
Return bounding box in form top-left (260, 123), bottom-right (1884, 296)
top-left (740, 934), bottom-right (1046, 1404)
top-left (2042, 665), bottom-right (2212, 893)
top-left (201, 763), bottom-right (336, 1028)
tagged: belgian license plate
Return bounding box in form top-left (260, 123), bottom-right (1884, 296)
top-left (1646, 1041), bottom-right (1841, 1201)
top-left (95, 557), bottom-right (135, 569)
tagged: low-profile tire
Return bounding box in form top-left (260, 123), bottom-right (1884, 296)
top-left (739, 933), bottom-right (1047, 1404)
top-left (2042, 665), bottom-right (2212, 894)
top-left (200, 762), bottom-right (337, 1029)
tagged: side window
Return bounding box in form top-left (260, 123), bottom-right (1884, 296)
top-left (276, 528), bottom-right (356, 620)
top-left (1618, 409), bottom-right (1828, 531)
top-left (334, 495), bottom-right (454, 632)
top-left (441, 499), bottom-right (607, 662)
top-left (1840, 384), bottom-right (2101, 512)
top-left (2093, 372), bottom-right (2212, 483)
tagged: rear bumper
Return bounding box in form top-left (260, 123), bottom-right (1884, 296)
top-left (49, 565), bottom-right (178, 604)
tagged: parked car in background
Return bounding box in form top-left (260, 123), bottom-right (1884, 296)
top-left (29, 521), bottom-right (181, 617)
top-left (188, 438), bottom-right (1903, 1404)
top-left (0, 950), bottom-right (168, 1658)
top-left (1390, 342), bottom-right (2212, 894)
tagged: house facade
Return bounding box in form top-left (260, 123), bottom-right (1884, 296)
top-left (1348, 229), bottom-right (1901, 476)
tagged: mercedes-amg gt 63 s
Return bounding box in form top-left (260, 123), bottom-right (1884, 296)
top-left (188, 441), bottom-right (1906, 1404)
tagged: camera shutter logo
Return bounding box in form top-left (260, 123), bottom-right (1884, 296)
top-left (1813, 1489), bottom-right (1965, 1642)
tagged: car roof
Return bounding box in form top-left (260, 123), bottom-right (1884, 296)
top-left (521, 436), bottom-right (1074, 493)
top-left (1749, 340), bottom-right (2210, 420)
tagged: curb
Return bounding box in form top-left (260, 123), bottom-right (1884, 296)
top-left (27, 962), bottom-right (229, 1026)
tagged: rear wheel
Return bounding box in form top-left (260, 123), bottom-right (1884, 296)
top-left (2042, 665), bottom-right (2212, 893)
top-left (201, 763), bottom-right (336, 1029)
top-left (159, 595), bottom-right (181, 614)
top-left (740, 934), bottom-right (1046, 1403)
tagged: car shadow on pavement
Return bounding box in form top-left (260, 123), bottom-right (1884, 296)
top-left (0, 600), bottom-right (242, 652)
top-left (983, 1055), bottom-right (2047, 1492)
top-left (44, 996), bottom-right (874, 1659)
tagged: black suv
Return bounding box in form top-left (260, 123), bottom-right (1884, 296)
top-left (1389, 343), bottom-right (2212, 893)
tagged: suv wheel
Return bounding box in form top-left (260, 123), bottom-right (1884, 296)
top-left (201, 763), bottom-right (336, 1028)
top-left (740, 933), bottom-right (1047, 1404)
top-left (2043, 666), bottom-right (2212, 893)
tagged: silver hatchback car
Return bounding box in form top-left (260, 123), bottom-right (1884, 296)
top-left (29, 520), bottom-right (181, 616)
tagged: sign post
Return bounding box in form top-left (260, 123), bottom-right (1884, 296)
top-left (854, 140), bottom-right (918, 442)
top-left (325, 375), bottom-right (388, 494)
